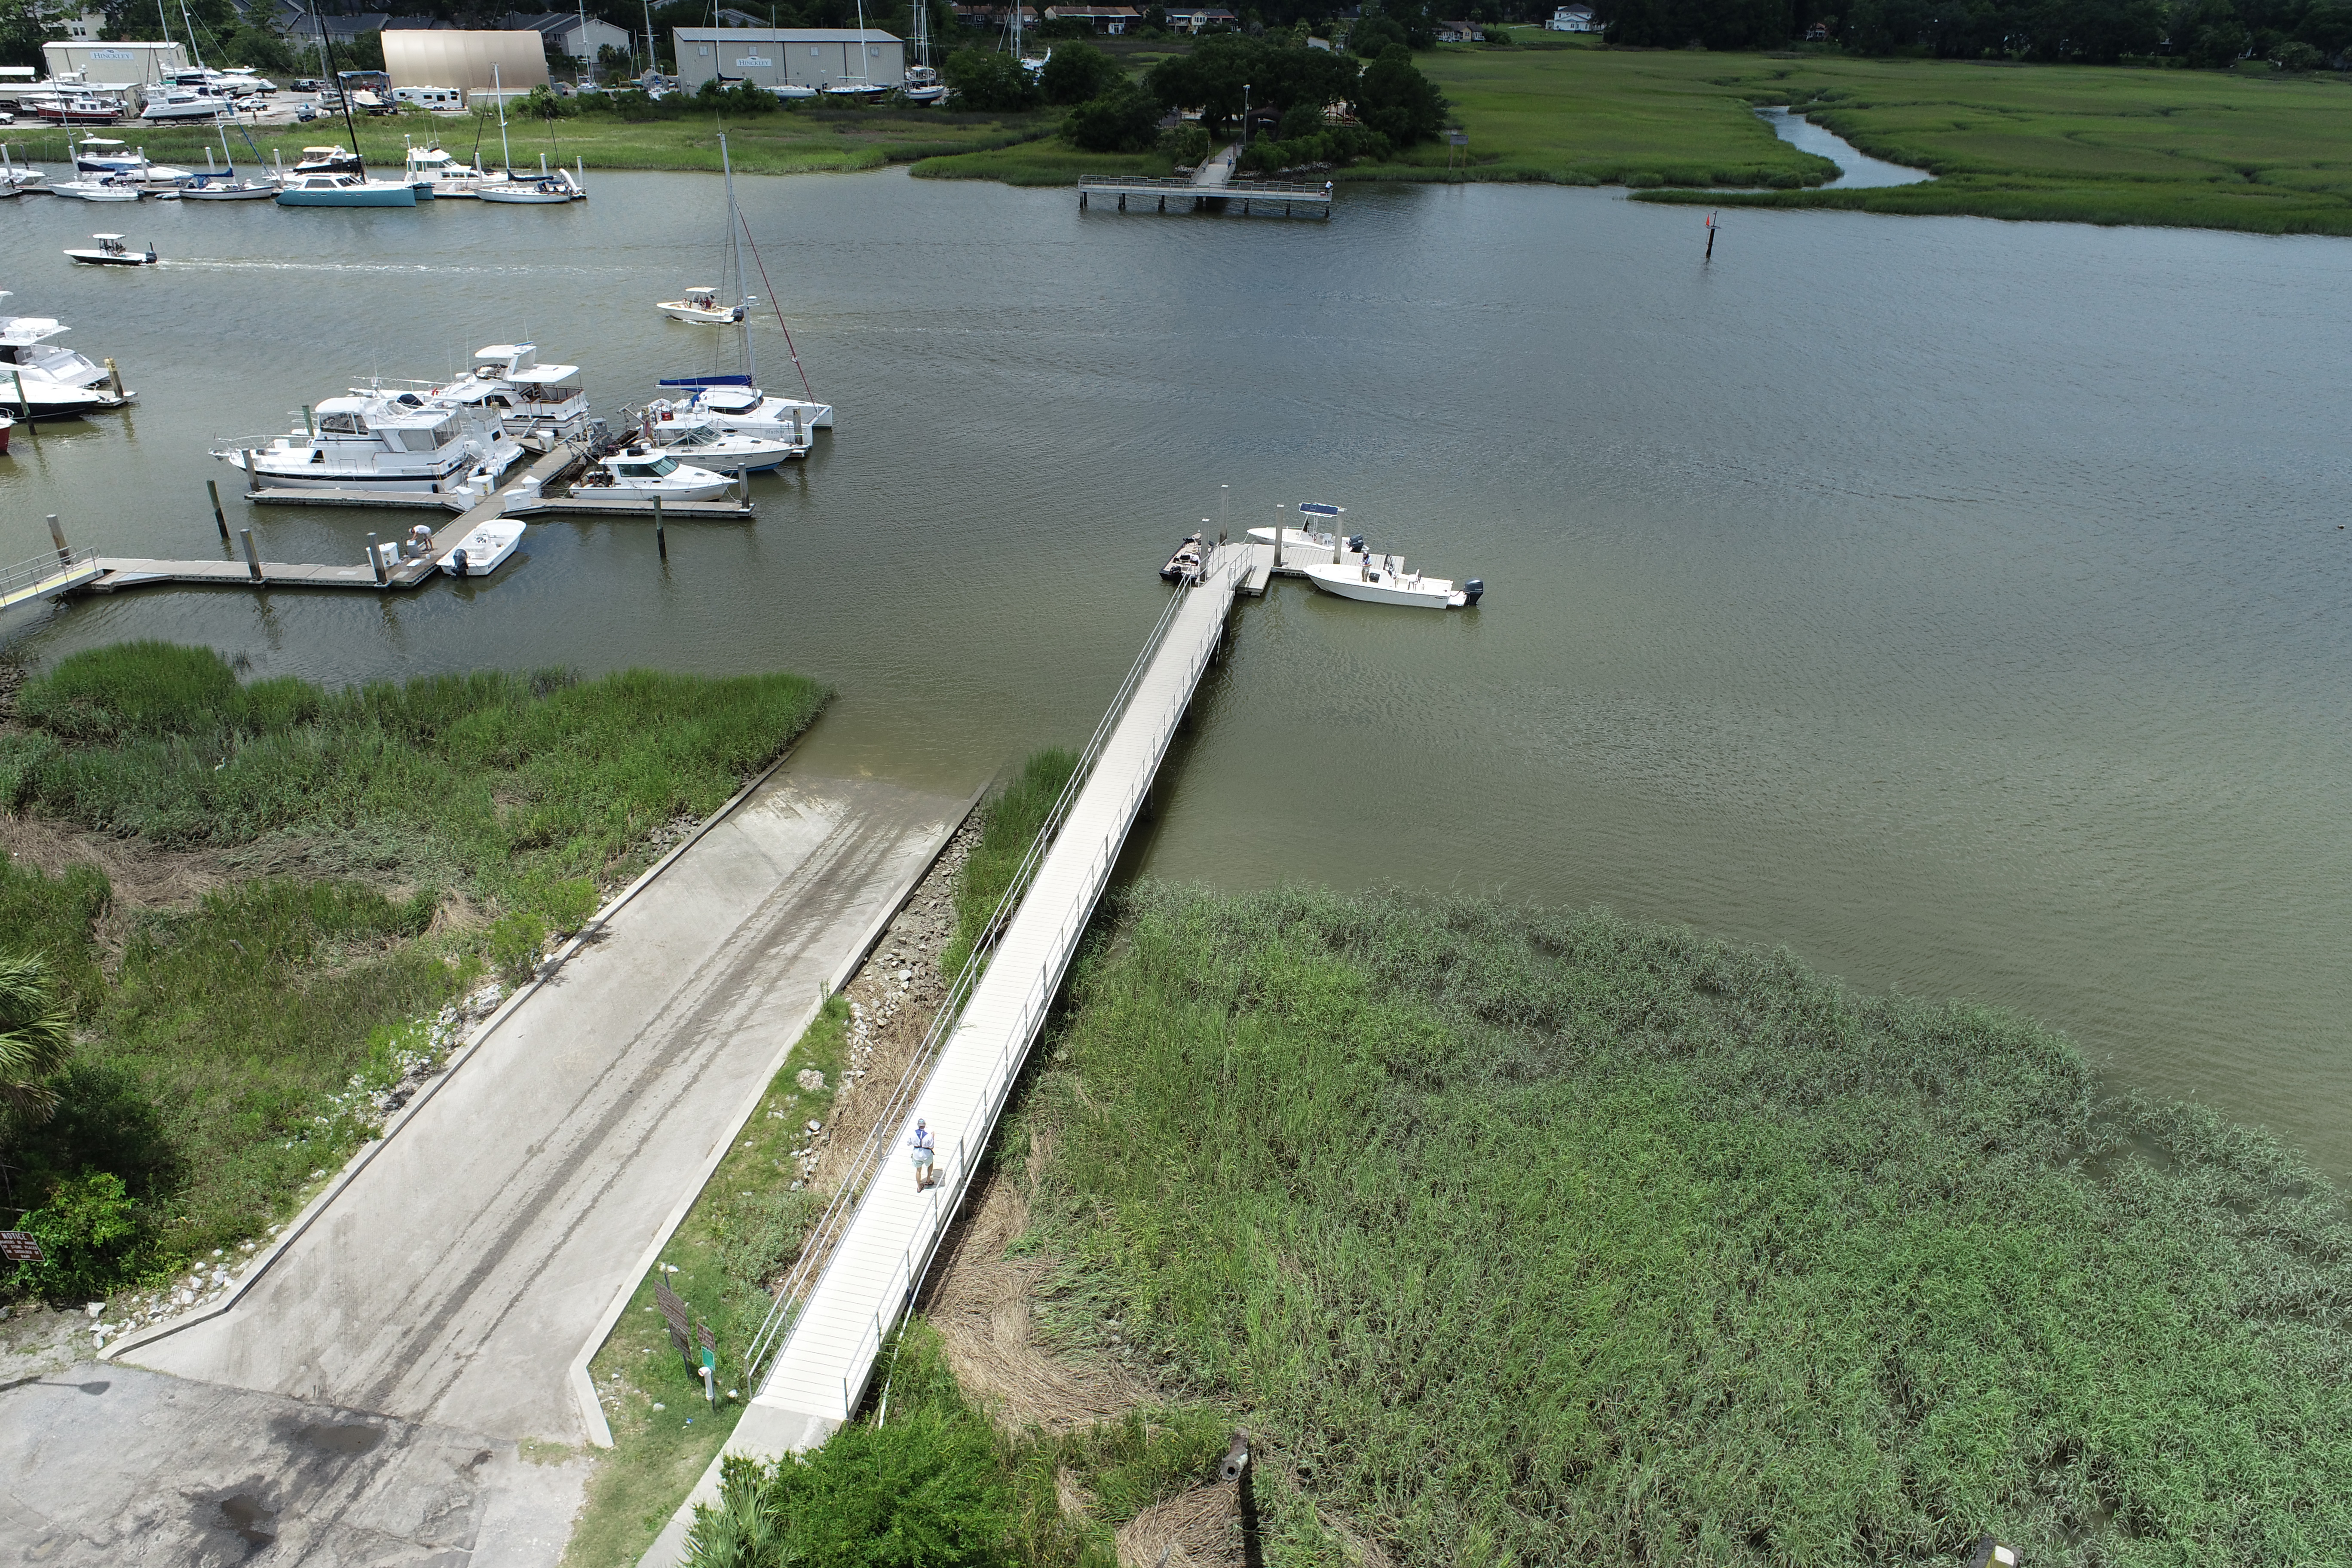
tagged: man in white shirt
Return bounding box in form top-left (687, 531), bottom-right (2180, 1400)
top-left (908, 1118), bottom-right (935, 1192)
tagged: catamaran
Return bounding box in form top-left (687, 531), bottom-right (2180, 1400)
top-left (658, 132), bottom-right (834, 434)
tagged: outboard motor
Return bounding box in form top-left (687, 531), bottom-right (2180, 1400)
top-left (1462, 578), bottom-right (1484, 606)
top-left (1347, 534), bottom-right (1366, 552)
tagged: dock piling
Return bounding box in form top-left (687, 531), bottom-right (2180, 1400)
top-left (367, 532), bottom-right (386, 585)
top-left (243, 450), bottom-right (260, 499)
top-left (301, 406), bottom-right (314, 437)
top-left (104, 358), bottom-right (124, 398)
top-left (654, 493), bottom-right (667, 561)
top-left (239, 528), bottom-right (261, 582)
top-left (45, 514), bottom-right (68, 567)
top-left (10, 369), bottom-right (28, 418)
top-left (207, 479), bottom-right (228, 542)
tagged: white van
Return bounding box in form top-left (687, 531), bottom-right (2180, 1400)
top-left (392, 85), bottom-right (463, 111)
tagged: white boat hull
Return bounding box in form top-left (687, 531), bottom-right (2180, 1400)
top-left (50, 182), bottom-right (140, 202)
top-left (440, 520), bottom-right (525, 576)
top-left (658, 302), bottom-right (744, 325)
top-left (1247, 525), bottom-right (1344, 558)
top-left (1300, 561), bottom-right (1473, 609)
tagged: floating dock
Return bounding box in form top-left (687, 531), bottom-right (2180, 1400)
top-left (1078, 174), bottom-right (1333, 217)
top-left (4, 443), bottom-right (755, 608)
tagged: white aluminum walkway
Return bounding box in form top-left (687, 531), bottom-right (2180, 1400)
top-left (641, 543), bottom-right (1247, 1567)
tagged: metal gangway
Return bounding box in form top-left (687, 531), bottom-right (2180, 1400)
top-left (640, 542), bottom-right (1250, 1566)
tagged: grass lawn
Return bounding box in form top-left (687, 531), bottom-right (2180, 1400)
top-left (1, 643), bottom-right (826, 1306)
top-left (1411, 46), bottom-right (2352, 232)
top-left (1009, 884), bottom-right (2352, 1565)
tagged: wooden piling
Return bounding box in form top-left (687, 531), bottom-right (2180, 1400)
top-left (10, 369), bottom-right (28, 418)
top-left (239, 528), bottom-right (261, 582)
top-left (45, 513), bottom-right (68, 567)
top-left (207, 479), bottom-right (229, 542)
top-left (105, 358), bottom-right (124, 398)
top-left (367, 531), bottom-right (386, 585)
top-left (654, 493), bottom-right (667, 561)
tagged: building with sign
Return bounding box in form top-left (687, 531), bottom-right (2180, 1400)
top-left (671, 27), bottom-right (905, 90)
top-left (41, 40), bottom-right (189, 86)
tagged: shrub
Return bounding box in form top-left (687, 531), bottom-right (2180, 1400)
top-left (0, 952), bottom-right (76, 1131)
top-left (1158, 121), bottom-right (1210, 163)
top-left (7, 1170), bottom-right (139, 1304)
top-left (1038, 40), bottom-right (1123, 104)
top-left (1063, 83), bottom-right (1163, 152)
top-left (943, 47), bottom-right (1041, 110)
top-left (488, 910), bottom-right (548, 983)
top-left (517, 83), bottom-right (579, 118)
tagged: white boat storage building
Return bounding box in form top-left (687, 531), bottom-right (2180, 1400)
top-left (41, 40), bottom-right (190, 86)
top-left (672, 27), bottom-right (904, 90)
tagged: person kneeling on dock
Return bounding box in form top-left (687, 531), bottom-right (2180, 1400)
top-left (909, 1118), bottom-right (935, 1192)
top-left (408, 524), bottom-right (435, 560)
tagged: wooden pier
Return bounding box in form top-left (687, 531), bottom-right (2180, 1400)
top-left (640, 543), bottom-right (1253, 1567)
top-left (1078, 173), bottom-right (1334, 217)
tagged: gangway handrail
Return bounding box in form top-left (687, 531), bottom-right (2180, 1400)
top-left (738, 545), bottom-right (1243, 1387)
top-left (0, 547), bottom-right (99, 605)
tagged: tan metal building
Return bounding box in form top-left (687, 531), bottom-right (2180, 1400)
top-left (382, 30), bottom-right (551, 94)
top-left (671, 27), bottom-right (904, 90)
top-left (41, 40), bottom-right (190, 86)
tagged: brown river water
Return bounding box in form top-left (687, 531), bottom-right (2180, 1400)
top-left (3, 168), bottom-right (2348, 1172)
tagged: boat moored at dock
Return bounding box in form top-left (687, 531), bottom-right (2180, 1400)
top-left (0, 297), bottom-right (134, 417)
top-left (1301, 554), bottom-right (1482, 609)
top-left (440, 519), bottom-right (526, 576)
top-left (581, 448), bottom-right (735, 501)
top-left (214, 392), bottom-right (524, 494)
top-left (276, 172), bottom-right (418, 206)
top-left (430, 343), bottom-right (592, 445)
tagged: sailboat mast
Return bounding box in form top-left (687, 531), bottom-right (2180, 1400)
top-left (720, 132), bottom-right (753, 386)
top-left (494, 62), bottom-right (512, 173)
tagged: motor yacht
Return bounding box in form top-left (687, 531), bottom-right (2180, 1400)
top-left (0, 296), bottom-right (134, 418)
top-left (49, 176), bottom-right (143, 202)
top-left (643, 418), bottom-right (805, 471)
top-left (430, 343), bottom-right (591, 444)
top-left (277, 171), bottom-right (418, 206)
top-left (70, 137), bottom-right (188, 184)
top-left (579, 448), bottom-right (734, 501)
top-left (34, 93), bottom-right (121, 125)
top-left (139, 86), bottom-right (228, 122)
top-left (1301, 552), bottom-right (1483, 609)
top-left (212, 392), bottom-right (523, 493)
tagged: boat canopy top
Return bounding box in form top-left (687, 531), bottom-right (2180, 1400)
top-left (659, 373), bottom-right (753, 389)
top-left (1298, 501), bottom-right (1344, 517)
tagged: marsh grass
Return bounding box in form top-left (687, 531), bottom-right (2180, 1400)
top-left (910, 141), bottom-right (1173, 186)
top-left (1, 643), bottom-right (827, 1298)
top-left (1012, 884), bottom-right (2352, 1565)
top-left (942, 749), bottom-right (1080, 979)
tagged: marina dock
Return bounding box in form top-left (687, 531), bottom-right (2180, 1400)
top-left (6, 444), bottom-right (754, 608)
top-left (640, 542), bottom-right (1253, 1567)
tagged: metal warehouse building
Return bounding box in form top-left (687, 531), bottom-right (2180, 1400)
top-left (671, 27), bottom-right (906, 91)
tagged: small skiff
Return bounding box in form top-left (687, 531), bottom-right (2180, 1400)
top-left (439, 519), bottom-right (525, 577)
top-left (64, 233), bottom-right (156, 265)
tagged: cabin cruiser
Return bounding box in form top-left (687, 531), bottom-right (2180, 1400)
top-left (33, 92), bottom-right (122, 125)
top-left (579, 448), bottom-right (734, 502)
top-left (0, 296), bottom-right (134, 418)
top-left (1301, 551), bottom-right (1483, 609)
top-left (662, 377), bottom-right (833, 436)
top-left (430, 343), bottom-right (591, 445)
top-left (211, 392), bottom-right (522, 493)
top-left (139, 86), bottom-right (228, 122)
top-left (71, 137), bottom-right (188, 183)
top-left (401, 142), bottom-right (504, 198)
top-left (644, 419), bottom-right (805, 471)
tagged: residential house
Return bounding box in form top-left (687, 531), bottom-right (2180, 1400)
top-left (954, 3), bottom-right (1038, 24)
top-left (1434, 17), bottom-right (1484, 40)
top-left (1545, 3), bottom-right (1595, 31)
top-left (1042, 3), bottom-right (1139, 31)
top-left (1169, 7), bottom-right (1238, 32)
top-left (505, 10), bottom-right (632, 61)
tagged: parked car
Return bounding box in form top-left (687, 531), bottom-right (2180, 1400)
top-left (292, 77), bottom-right (323, 92)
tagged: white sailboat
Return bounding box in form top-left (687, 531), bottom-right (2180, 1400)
top-left (824, 0), bottom-right (886, 96)
top-left (658, 133), bottom-right (835, 432)
top-left (903, 0), bottom-right (944, 101)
